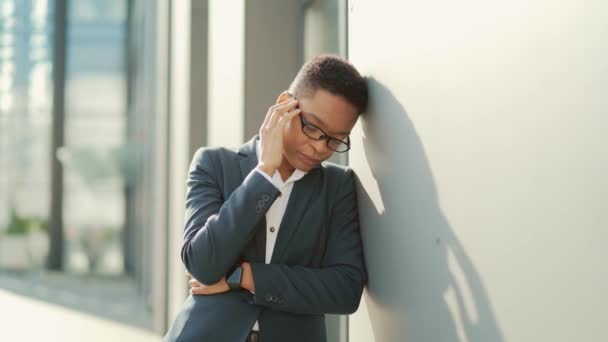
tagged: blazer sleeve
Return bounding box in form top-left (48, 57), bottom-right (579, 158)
top-left (249, 168), bottom-right (368, 315)
top-left (181, 147), bottom-right (280, 285)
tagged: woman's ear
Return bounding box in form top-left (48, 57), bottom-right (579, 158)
top-left (276, 91), bottom-right (292, 105)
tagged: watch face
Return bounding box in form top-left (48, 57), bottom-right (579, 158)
top-left (228, 266), bottom-right (243, 289)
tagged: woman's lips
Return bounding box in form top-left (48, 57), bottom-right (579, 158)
top-left (298, 152), bottom-right (320, 167)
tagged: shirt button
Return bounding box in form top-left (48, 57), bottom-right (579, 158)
top-left (269, 227), bottom-right (275, 233)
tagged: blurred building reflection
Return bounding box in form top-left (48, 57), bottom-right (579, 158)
top-left (0, 0), bottom-right (155, 331)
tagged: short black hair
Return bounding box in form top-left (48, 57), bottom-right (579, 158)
top-left (289, 55), bottom-right (368, 114)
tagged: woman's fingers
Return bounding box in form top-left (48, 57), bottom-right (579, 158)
top-left (262, 102), bottom-right (282, 127)
top-left (262, 98), bottom-right (292, 128)
top-left (257, 95), bottom-right (299, 172)
top-left (190, 287), bottom-right (202, 295)
top-left (278, 107), bottom-right (301, 126)
top-left (268, 99), bottom-right (298, 128)
top-left (261, 106), bottom-right (274, 128)
top-left (189, 278), bottom-right (206, 295)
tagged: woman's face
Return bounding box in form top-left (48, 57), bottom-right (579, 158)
top-left (278, 88), bottom-right (359, 171)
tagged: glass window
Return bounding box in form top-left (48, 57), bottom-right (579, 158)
top-left (0, 0), bottom-right (160, 332)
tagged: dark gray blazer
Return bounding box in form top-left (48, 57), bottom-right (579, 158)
top-left (164, 135), bottom-right (367, 342)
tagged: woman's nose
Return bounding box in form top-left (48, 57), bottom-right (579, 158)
top-left (310, 138), bottom-right (330, 156)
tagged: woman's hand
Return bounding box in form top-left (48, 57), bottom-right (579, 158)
top-left (186, 271), bottom-right (230, 296)
top-left (257, 96), bottom-right (301, 176)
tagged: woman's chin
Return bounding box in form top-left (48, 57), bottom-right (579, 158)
top-left (285, 154), bottom-right (311, 172)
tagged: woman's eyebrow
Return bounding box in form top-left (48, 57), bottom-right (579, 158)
top-left (305, 111), bottom-right (352, 135)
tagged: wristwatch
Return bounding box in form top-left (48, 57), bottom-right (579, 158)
top-left (227, 264), bottom-right (243, 290)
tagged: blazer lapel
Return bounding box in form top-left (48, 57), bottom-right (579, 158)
top-left (270, 168), bottom-right (319, 264)
top-left (237, 135), bottom-right (268, 263)
top-left (238, 135), bottom-right (322, 264)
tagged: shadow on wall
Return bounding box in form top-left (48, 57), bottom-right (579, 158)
top-left (356, 78), bottom-right (504, 342)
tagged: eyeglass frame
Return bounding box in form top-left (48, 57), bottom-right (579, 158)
top-left (287, 92), bottom-right (351, 153)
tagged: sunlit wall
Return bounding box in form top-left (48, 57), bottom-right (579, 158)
top-left (348, 1), bottom-right (608, 341)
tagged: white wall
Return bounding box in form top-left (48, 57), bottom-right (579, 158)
top-left (166, 0), bottom-right (210, 326)
top-left (207, 0), bottom-right (245, 146)
top-left (167, 0), bottom-right (192, 324)
top-left (347, 1), bottom-right (608, 341)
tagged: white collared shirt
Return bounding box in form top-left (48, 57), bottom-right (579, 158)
top-left (251, 140), bottom-right (307, 331)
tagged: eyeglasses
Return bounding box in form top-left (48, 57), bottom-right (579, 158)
top-left (299, 114), bottom-right (350, 153)
top-left (288, 93), bottom-right (351, 153)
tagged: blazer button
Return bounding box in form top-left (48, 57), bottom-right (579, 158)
top-left (261, 194), bottom-right (270, 202)
top-left (264, 294), bottom-right (273, 302)
top-left (256, 201), bottom-right (264, 211)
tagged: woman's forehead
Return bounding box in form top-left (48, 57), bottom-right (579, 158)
top-left (299, 90), bottom-right (358, 133)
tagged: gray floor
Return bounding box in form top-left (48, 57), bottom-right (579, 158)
top-left (0, 269), bottom-right (155, 332)
top-left (0, 287), bottom-right (160, 342)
